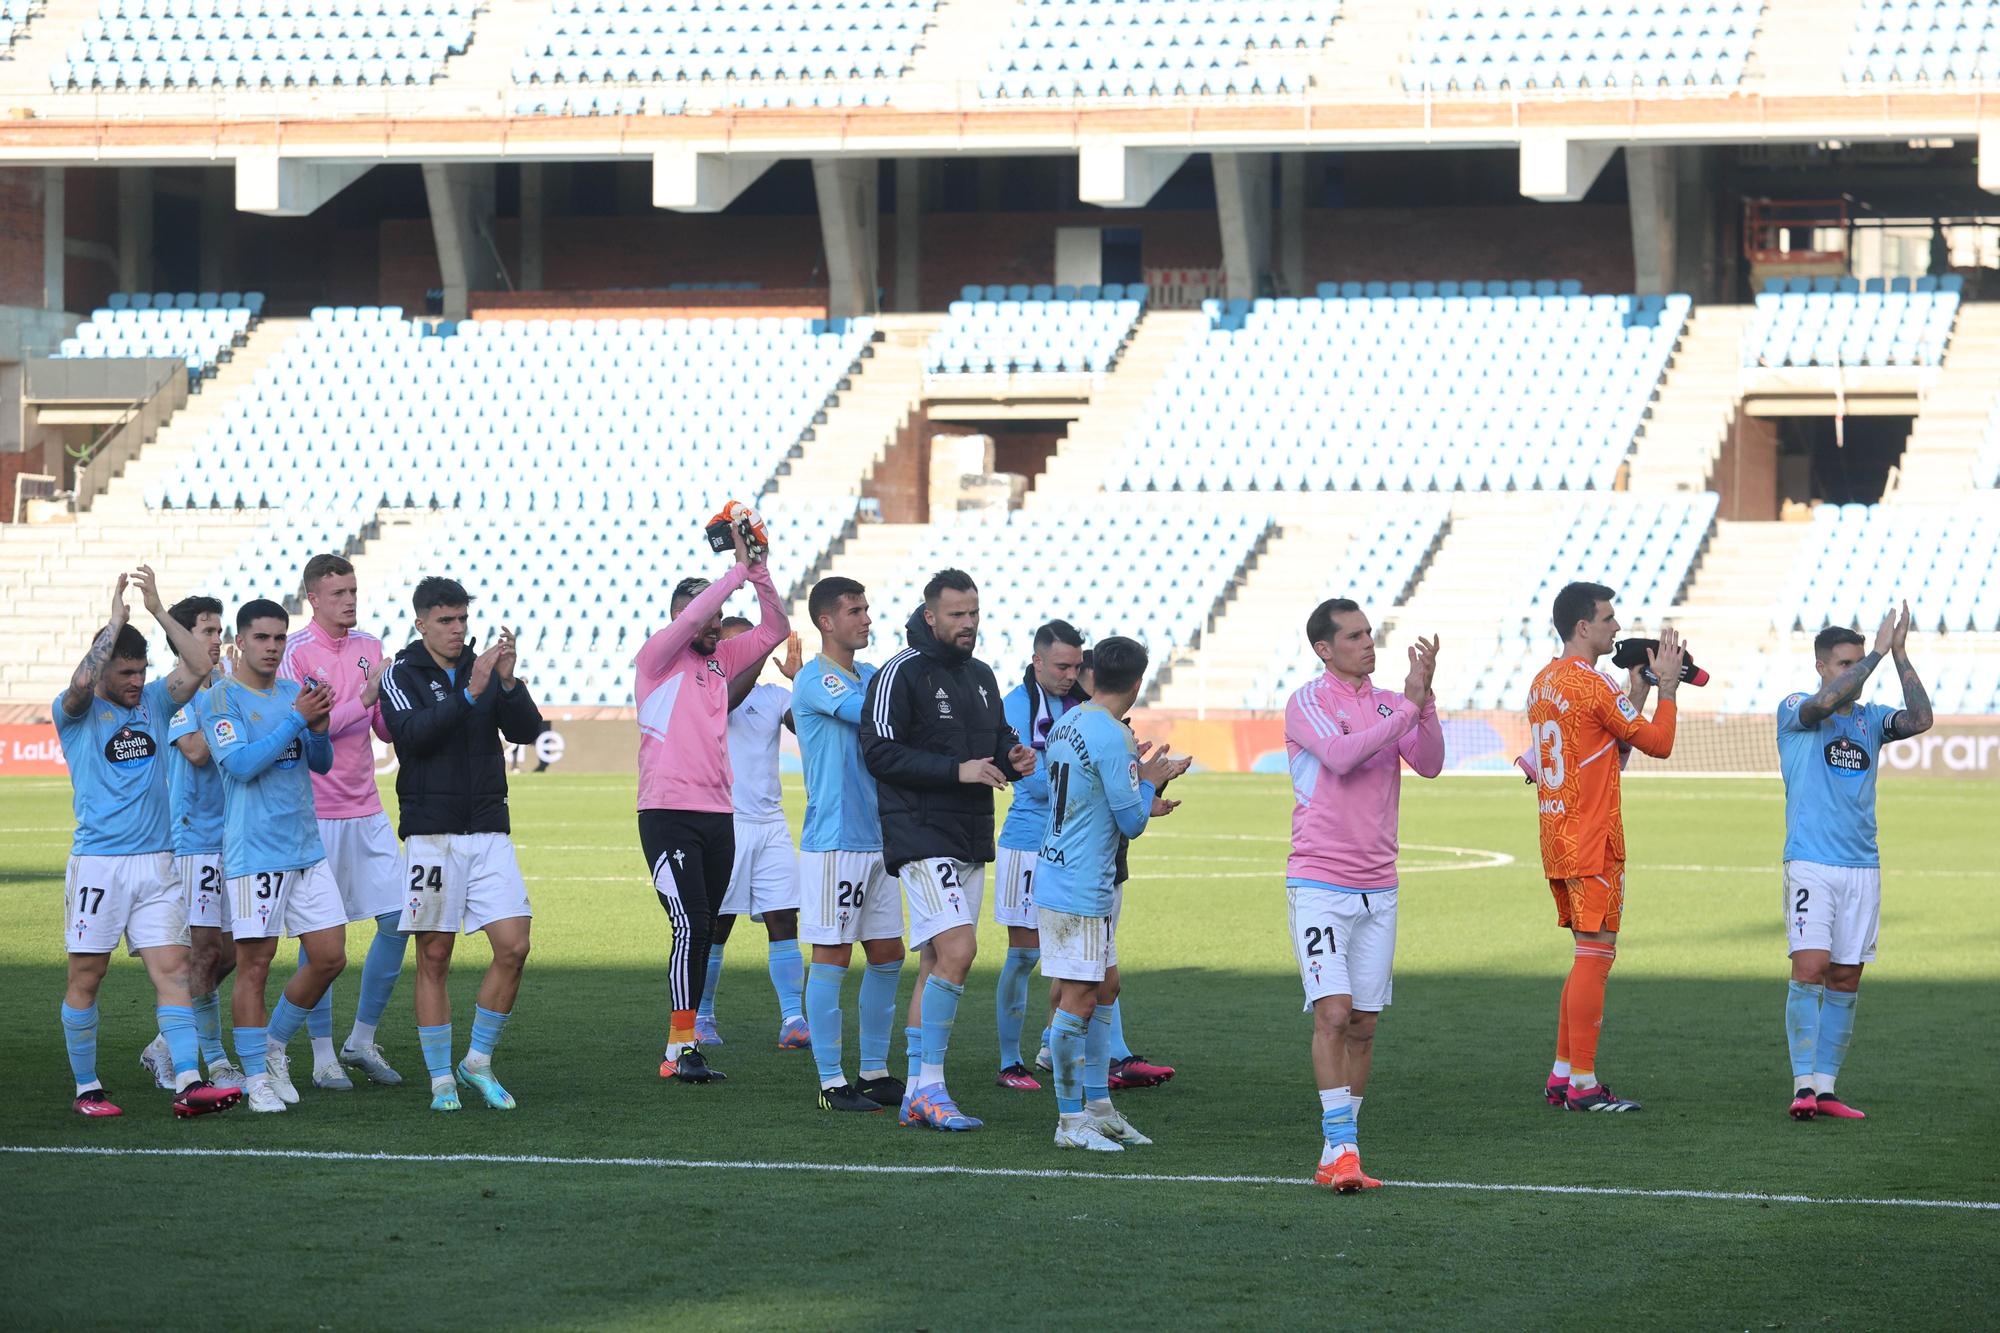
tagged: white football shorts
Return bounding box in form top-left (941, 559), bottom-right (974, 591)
top-left (900, 857), bottom-right (985, 949)
top-left (723, 818), bottom-right (801, 921)
top-left (64, 852), bottom-right (186, 955)
top-left (399, 833), bottom-right (534, 936)
top-left (319, 812), bottom-right (404, 923)
top-left (178, 852), bottom-right (228, 932)
top-left (229, 860), bottom-right (346, 941)
top-left (1287, 883), bottom-right (1398, 1012)
top-left (992, 846), bottom-right (1039, 929)
top-left (1783, 861), bottom-right (1881, 965)
top-left (797, 849), bottom-right (900, 946)
top-left (1039, 908), bottom-right (1116, 983)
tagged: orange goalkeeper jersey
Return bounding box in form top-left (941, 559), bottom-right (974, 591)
top-left (1527, 657), bottom-right (1678, 880)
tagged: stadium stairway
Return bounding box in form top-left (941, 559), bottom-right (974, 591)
top-left (784, 519), bottom-right (932, 630)
top-left (430, 0), bottom-right (543, 110)
top-left (1889, 301), bottom-right (2000, 499)
top-left (774, 316), bottom-right (936, 503)
top-left (0, 0), bottom-right (95, 97)
top-left (1745, 0), bottom-right (1863, 88)
top-left (1027, 309), bottom-right (1204, 504)
top-left (1309, 0), bottom-right (1424, 96)
top-left (333, 507), bottom-right (459, 639)
top-left (897, 0), bottom-right (1026, 108)
top-left (1625, 304), bottom-right (1753, 495)
top-left (1661, 517), bottom-right (1817, 710)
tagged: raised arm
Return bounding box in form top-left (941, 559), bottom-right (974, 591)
top-left (1884, 605), bottom-right (1933, 740)
top-left (1398, 696), bottom-right (1446, 779)
top-left (132, 566), bottom-right (209, 705)
top-left (715, 563), bottom-right (791, 677)
top-left (1798, 610), bottom-right (1894, 728)
top-left (61, 577), bottom-right (133, 718)
top-left (637, 565), bottom-right (747, 679)
top-left (1286, 690), bottom-right (1418, 778)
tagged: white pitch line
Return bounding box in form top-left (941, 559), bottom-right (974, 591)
top-left (3, 1145), bottom-right (1995, 1213)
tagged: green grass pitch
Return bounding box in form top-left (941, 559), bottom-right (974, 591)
top-left (1, 772), bottom-right (1995, 1329)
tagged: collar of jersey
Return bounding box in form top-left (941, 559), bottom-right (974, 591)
top-left (815, 653), bottom-right (860, 683)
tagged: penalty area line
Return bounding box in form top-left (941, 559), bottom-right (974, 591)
top-left (4, 1145), bottom-right (1996, 1213)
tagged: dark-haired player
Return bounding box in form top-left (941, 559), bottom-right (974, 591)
top-left (57, 569), bottom-right (240, 1118)
top-left (1777, 604), bottom-right (1931, 1121)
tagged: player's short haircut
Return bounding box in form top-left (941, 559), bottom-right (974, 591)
top-left (1552, 581), bottom-right (1617, 640)
top-left (412, 577), bottom-right (471, 614)
top-left (923, 568), bottom-right (976, 604)
top-left (671, 576), bottom-right (711, 615)
top-left (1033, 619), bottom-right (1085, 653)
top-left (719, 616), bottom-right (753, 632)
top-left (236, 598), bottom-right (289, 632)
top-left (1814, 626), bottom-right (1866, 660)
top-left (110, 624), bottom-right (150, 663)
top-left (167, 595), bottom-right (223, 631)
top-left (808, 575), bottom-right (865, 628)
top-left (1305, 597), bottom-right (1362, 649)
top-left (301, 552), bottom-right (354, 592)
top-left (1090, 636), bottom-right (1149, 695)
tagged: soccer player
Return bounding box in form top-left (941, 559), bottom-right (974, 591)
top-left (201, 597), bottom-right (346, 1114)
top-left (140, 594), bottom-right (241, 1091)
top-left (1038, 637), bottom-right (1189, 1152)
top-left (57, 570), bottom-right (241, 1118)
top-left (1527, 582), bottom-right (1682, 1114)
top-left (379, 579), bottom-right (545, 1112)
top-left (793, 577), bottom-right (907, 1113)
top-left (278, 552), bottom-right (408, 1089)
top-left (703, 620), bottom-right (807, 1047)
top-left (860, 569), bottom-right (1035, 1131)
top-left (1777, 604), bottom-right (1930, 1121)
top-left (1284, 599), bottom-right (1442, 1191)
top-left (636, 523), bottom-right (789, 1084)
top-left (992, 619), bottom-right (1086, 1091)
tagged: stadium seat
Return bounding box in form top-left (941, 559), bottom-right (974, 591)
top-left (926, 291), bottom-right (1146, 375)
top-left (1743, 278), bottom-right (1962, 368)
top-left (54, 293), bottom-right (263, 383)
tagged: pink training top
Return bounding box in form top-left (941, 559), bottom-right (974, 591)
top-left (278, 621), bottom-right (392, 820)
top-left (1283, 670), bottom-right (1446, 889)
top-left (635, 562), bottom-right (789, 814)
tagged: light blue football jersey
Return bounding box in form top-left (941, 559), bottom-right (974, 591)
top-left (167, 694), bottom-right (225, 857)
top-left (54, 678), bottom-right (177, 857)
top-left (1034, 704), bottom-right (1153, 919)
top-left (997, 682), bottom-right (1076, 853)
top-left (1777, 694), bottom-right (1898, 868)
top-left (201, 676), bottom-right (332, 878)
top-left (795, 655), bottom-right (881, 853)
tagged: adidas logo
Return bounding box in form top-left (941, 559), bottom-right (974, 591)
top-left (935, 688), bottom-right (949, 699)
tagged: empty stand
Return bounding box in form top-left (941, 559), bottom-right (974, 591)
top-left (52, 0), bottom-right (475, 90)
top-left (1, 0), bottom-right (45, 52)
top-left (1742, 275), bottom-right (1961, 368)
top-left (1117, 283), bottom-right (1686, 495)
top-left (57, 291), bottom-right (263, 381)
top-left (977, 0), bottom-right (1333, 99)
top-left (1773, 501), bottom-right (2000, 635)
top-left (1844, 0), bottom-right (1999, 81)
top-left (511, 0), bottom-right (937, 113)
top-left (1405, 0), bottom-right (1761, 92)
top-left (926, 285), bottom-right (1146, 374)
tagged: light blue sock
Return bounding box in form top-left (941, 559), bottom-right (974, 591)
top-left (768, 939), bottom-right (804, 1022)
top-left (1052, 1009), bottom-right (1089, 1114)
top-left (806, 962), bottom-right (847, 1085)
top-left (192, 991), bottom-right (226, 1065)
top-left (469, 1005), bottom-right (509, 1061)
top-left (1322, 1098), bottom-right (1358, 1151)
top-left (1084, 1006), bottom-right (1112, 1103)
top-left (299, 942), bottom-right (334, 1040)
top-left (1103, 997), bottom-right (1133, 1062)
top-left (919, 976), bottom-right (963, 1082)
top-left (158, 1004), bottom-right (199, 1079)
top-left (60, 1002), bottom-right (99, 1088)
top-left (418, 1023), bottom-right (454, 1082)
top-left (698, 943), bottom-right (725, 1021)
top-left (267, 994), bottom-right (310, 1048)
top-left (904, 1024), bottom-right (923, 1083)
top-left (858, 960), bottom-right (901, 1076)
top-left (1814, 989), bottom-right (1858, 1084)
top-left (355, 913), bottom-right (409, 1029)
top-left (236, 1026), bottom-right (268, 1077)
top-left (1785, 980), bottom-right (1823, 1079)
top-left (996, 947), bottom-right (1039, 1070)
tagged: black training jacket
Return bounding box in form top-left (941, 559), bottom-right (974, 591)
top-left (379, 640), bottom-right (545, 838)
top-left (860, 608), bottom-right (1024, 874)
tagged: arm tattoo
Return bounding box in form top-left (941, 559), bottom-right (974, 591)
top-left (64, 624), bottom-right (116, 710)
top-left (1798, 650), bottom-right (1881, 727)
top-left (1888, 658), bottom-right (1933, 739)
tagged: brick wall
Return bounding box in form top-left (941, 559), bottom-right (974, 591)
top-left (0, 170), bottom-right (45, 308)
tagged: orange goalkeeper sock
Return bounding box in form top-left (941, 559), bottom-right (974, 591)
top-left (1564, 943), bottom-right (1617, 1078)
top-left (669, 1009), bottom-right (697, 1047)
top-left (1555, 970), bottom-right (1573, 1065)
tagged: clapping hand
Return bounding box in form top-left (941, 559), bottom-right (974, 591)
top-left (1137, 740), bottom-right (1191, 789)
top-left (1647, 627), bottom-right (1686, 697)
top-left (295, 681), bottom-right (335, 731)
top-left (1402, 634), bottom-right (1439, 706)
top-left (495, 626), bottom-right (518, 687)
top-left (1008, 743), bottom-right (1038, 778)
top-left (776, 632), bottom-right (803, 681)
top-left (131, 565), bottom-right (166, 619)
top-left (1888, 600), bottom-right (1912, 659)
top-left (109, 573), bottom-right (132, 631)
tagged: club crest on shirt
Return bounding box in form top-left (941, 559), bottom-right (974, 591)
top-left (1377, 702), bottom-right (1393, 718)
top-left (977, 685), bottom-right (990, 708)
top-left (105, 725), bottom-right (157, 764)
top-left (357, 656), bottom-right (370, 672)
top-left (707, 660), bottom-right (726, 679)
top-left (935, 687), bottom-right (952, 717)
